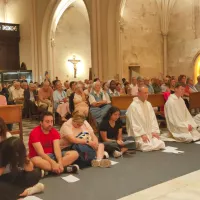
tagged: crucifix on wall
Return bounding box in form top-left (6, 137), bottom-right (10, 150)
top-left (68, 55), bottom-right (81, 78)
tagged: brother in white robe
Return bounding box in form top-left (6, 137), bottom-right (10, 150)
top-left (164, 94), bottom-right (200, 143)
top-left (126, 97), bottom-right (165, 152)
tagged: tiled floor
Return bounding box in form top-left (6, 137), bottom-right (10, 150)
top-left (119, 170), bottom-right (200, 200)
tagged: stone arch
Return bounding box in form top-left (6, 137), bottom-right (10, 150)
top-left (41, 0), bottom-right (90, 80)
top-left (193, 51), bottom-right (200, 83)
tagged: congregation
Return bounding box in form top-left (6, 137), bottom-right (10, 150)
top-left (0, 74), bottom-right (200, 199)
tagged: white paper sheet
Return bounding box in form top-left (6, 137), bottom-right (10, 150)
top-left (162, 146), bottom-right (184, 154)
top-left (110, 160), bottom-right (119, 165)
top-left (23, 196), bottom-right (43, 200)
top-left (61, 175), bottom-right (80, 183)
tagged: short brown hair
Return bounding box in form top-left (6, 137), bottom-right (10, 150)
top-left (175, 82), bottom-right (186, 89)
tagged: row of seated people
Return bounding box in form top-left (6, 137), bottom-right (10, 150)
top-left (1, 73), bottom-right (200, 124)
top-left (0, 108), bottom-right (135, 199)
top-left (1, 81), bottom-right (200, 199)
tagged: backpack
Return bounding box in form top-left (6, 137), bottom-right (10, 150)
top-left (71, 144), bottom-right (96, 169)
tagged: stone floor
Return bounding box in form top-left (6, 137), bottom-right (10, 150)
top-left (120, 170), bottom-right (200, 200)
top-left (16, 120), bottom-right (200, 200)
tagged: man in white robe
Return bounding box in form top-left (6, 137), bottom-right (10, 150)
top-left (194, 114), bottom-right (200, 130)
top-left (165, 82), bottom-right (200, 143)
top-left (126, 87), bottom-right (165, 152)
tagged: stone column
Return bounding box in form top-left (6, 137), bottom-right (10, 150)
top-left (30, 0), bottom-right (39, 82)
top-left (156, 0), bottom-right (176, 76)
top-left (90, 0), bottom-right (101, 79)
top-left (163, 34), bottom-right (168, 76)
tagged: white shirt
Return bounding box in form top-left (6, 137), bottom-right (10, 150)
top-left (30, 91), bottom-right (35, 102)
top-left (89, 91), bottom-right (107, 104)
top-left (12, 88), bottom-right (24, 100)
top-left (130, 84), bottom-right (138, 96)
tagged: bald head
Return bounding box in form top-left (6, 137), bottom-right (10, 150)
top-left (43, 81), bottom-right (50, 91)
top-left (138, 86), bottom-right (148, 102)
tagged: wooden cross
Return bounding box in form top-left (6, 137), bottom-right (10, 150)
top-left (68, 55), bottom-right (81, 78)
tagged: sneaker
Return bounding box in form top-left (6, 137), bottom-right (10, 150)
top-left (27, 183), bottom-right (45, 196)
top-left (41, 169), bottom-right (49, 178)
top-left (103, 151), bottom-right (109, 159)
top-left (113, 150), bottom-right (122, 158)
top-left (64, 164), bottom-right (79, 173)
top-left (91, 159), bottom-right (111, 168)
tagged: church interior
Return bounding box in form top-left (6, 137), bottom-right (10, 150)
top-left (0, 0), bottom-right (200, 199)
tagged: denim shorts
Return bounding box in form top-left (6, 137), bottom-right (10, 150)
top-left (47, 151), bottom-right (67, 161)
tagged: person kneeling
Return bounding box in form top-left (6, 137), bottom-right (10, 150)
top-left (126, 86), bottom-right (165, 152)
top-left (29, 111), bottom-right (79, 175)
top-left (99, 106), bottom-right (136, 158)
top-left (60, 111), bottom-right (111, 168)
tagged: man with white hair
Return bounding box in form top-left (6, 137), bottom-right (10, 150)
top-left (165, 82), bottom-right (200, 142)
top-left (126, 86), bottom-right (165, 152)
top-left (12, 82), bottom-right (24, 104)
top-left (195, 75), bottom-right (200, 91)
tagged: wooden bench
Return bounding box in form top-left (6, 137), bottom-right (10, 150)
top-left (111, 94), bottom-right (165, 110)
top-left (111, 94), bottom-right (166, 126)
top-left (189, 92), bottom-right (200, 110)
top-left (0, 105), bottom-right (23, 140)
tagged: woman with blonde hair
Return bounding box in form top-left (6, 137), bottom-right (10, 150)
top-left (60, 111), bottom-right (111, 168)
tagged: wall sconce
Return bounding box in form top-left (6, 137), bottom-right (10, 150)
top-left (68, 55), bottom-right (81, 78)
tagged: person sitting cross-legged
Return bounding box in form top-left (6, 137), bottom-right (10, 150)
top-left (126, 86), bottom-right (165, 152)
top-left (60, 111), bottom-right (111, 168)
top-left (99, 106), bottom-right (136, 158)
top-left (0, 137), bottom-right (44, 200)
top-left (29, 111), bottom-right (79, 175)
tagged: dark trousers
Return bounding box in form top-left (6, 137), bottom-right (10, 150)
top-left (103, 136), bottom-right (136, 154)
top-left (23, 100), bottom-right (38, 117)
top-left (0, 169), bottom-right (41, 200)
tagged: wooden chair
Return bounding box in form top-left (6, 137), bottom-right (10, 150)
top-left (0, 105), bottom-right (23, 140)
top-left (189, 92), bottom-right (200, 110)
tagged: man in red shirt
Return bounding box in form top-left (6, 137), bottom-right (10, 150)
top-left (29, 111), bottom-right (79, 174)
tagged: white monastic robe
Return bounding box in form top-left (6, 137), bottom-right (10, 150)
top-left (194, 114), bottom-right (200, 131)
top-left (164, 94), bottom-right (200, 143)
top-left (126, 97), bottom-right (165, 152)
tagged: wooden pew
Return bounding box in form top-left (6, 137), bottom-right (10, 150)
top-left (189, 92), bottom-right (200, 110)
top-left (111, 95), bottom-right (134, 110)
top-left (111, 94), bottom-right (165, 110)
top-left (0, 105), bottom-right (23, 140)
